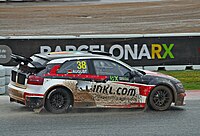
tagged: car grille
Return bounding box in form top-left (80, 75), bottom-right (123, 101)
top-left (11, 70), bottom-right (27, 85)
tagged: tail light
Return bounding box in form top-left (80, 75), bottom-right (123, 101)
top-left (27, 75), bottom-right (44, 85)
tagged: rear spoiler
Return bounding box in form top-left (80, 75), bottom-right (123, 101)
top-left (11, 54), bottom-right (32, 65)
top-left (11, 54), bottom-right (45, 69)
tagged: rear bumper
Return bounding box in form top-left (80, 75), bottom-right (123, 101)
top-left (175, 93), bottom-right (186, 106)
top-left (8, 84), bottom-right (44, 109)
top-left (25, 97), bottom-right (43, 109)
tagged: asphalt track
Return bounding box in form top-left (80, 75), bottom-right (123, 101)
top-left (0, 91), bottom-right (199, 136)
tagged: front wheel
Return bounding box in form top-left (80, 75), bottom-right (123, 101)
top-left (148, 86), bottom-right (173, 111)
top-left (45, 88), bottom-right (71, 114)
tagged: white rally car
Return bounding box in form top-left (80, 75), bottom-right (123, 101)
top-left (8, 51), bottom-right (185, 113)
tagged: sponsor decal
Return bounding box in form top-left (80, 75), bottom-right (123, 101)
top-left (89, 83), bottom-right (142, 104)
top-left (71, 69), bottom-right (87, 74)
top-left (109, 75), bottom-right (119, 81)
top-left (116, 82), bottom-right (155, 96)
top-left (77, 81), bottom-right (138, 97)
top-left (109, 76), bottom-right (130, 82)
top-left (92, 85), bottom-right (137, 97)
top-left (118, 76), bottom-right (129, 82)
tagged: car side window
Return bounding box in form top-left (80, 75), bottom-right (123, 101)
top-left (57, 60), bottom-right (89, 74)
top-left (93, 59), bottom-right (130, 76)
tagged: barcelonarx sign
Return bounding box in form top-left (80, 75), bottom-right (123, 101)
top-left (40, 43), bottom-right (175, 60)
top-left (0, 34), bottom-right (200, 66)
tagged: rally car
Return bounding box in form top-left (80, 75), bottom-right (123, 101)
top-left (8, 51), bottom-right (185, 113)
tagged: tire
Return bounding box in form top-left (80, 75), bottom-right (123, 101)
top-left (45, 88), bottom-right (72, 114)
top-left (148, 86), bottom-right (173, 111)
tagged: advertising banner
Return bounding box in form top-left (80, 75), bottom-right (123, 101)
top-left (0, 35), bottom-right (200, 66)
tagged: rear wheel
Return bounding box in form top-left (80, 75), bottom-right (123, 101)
top-left (45, 88), bottom-right (71, 114)
top-left (148, 86), bottom-right (173, 111)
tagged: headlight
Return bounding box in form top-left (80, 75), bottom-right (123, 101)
top-left (176, 82), bottom-right (184, 89)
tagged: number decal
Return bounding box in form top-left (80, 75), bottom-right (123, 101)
top-left (77, 61), bottom-right (87, 69)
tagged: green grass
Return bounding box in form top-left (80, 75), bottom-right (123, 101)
top-left (159, 70), bottom-right (200, 90)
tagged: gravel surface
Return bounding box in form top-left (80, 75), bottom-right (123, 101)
top-left (0, 0), bottom-right (200, 36)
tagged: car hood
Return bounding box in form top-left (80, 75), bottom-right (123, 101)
top-left (137, 69), bottom-right (180, 83)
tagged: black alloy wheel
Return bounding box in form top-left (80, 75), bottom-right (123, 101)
top-left (45, 88), bottom-right (71, 114)
top-left (148, 86), bottom-right (173, 111)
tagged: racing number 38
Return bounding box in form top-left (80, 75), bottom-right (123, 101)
top-left (77, 61), bottom-right (87, 70)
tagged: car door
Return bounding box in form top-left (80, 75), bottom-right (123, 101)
top-left (56, 59), bottom-right (101, 107)
top-left (90, 59), bottom-right (142, 108)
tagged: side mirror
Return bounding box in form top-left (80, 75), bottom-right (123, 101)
top-left (124, 71), bottom-right (140, 79)
top-left (131, 70), bottom-right (142, 77)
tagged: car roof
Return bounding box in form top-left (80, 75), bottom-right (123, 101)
top-left (39, 51), bottom-right (133, 70)
top-left (33, 51), bottom-right (108, 60)
top-left (33, 51), bottom-right (133, 70)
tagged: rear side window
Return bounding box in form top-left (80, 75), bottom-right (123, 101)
top-left (37, 64), bottom-right (55, 76)
top-left (57, 60), bottom-right (89, 74)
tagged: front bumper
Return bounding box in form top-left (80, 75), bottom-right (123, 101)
top-left (175, 93), bottom-right (186, 106)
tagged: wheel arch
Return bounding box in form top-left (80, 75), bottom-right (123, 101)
top-left (44, 85), bottom-right (74, 106)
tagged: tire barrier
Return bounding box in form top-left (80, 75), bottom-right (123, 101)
top-left (0, 66), bottom-right (12, 95)
top-left (0, 65), bottom-right (5, 94)
top-left (0, 77), bottom-right (5, 86)
top-left (5, 76), bottom-right (10, 85)
top-left (0, 86), bottom-right (5, 95)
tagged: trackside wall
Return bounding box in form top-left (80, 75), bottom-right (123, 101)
top-left (0, 33), bottom-right (200, 94)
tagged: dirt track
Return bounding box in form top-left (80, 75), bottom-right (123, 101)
top-left (0, 0), bottom-right (200, 36)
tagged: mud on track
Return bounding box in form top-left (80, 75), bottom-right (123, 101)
top-left (0, 0), bottom-right (200, 36)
